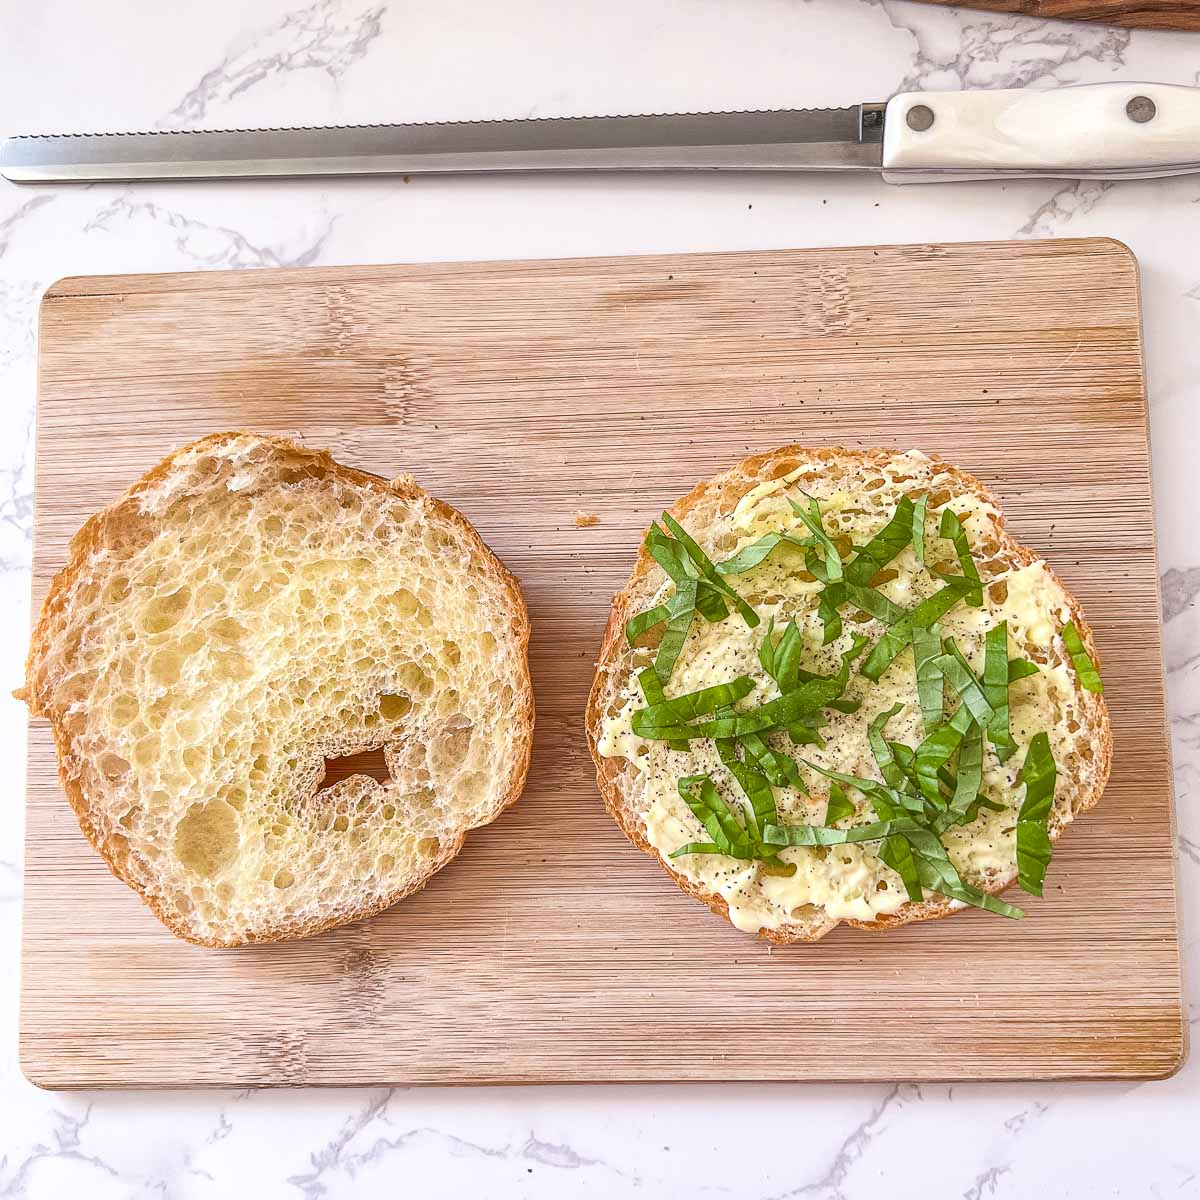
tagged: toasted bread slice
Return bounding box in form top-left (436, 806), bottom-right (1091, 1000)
top-left (587, 446), bottom-right (1111, 942)
top-left (21, 433), bottom-right (533, 946)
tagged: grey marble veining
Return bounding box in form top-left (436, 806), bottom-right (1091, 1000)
top-left (168, 0), bottom-right (388, 125)
top-left (0, 0), bottom-right (1197, 1196)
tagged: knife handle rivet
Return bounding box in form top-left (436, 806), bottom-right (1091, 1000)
top-left (905, 104), bottom-right (935, 133)
top-left (1126, 96), bottom-right (1157, 124)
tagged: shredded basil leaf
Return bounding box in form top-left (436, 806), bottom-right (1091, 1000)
top-left (740, 730), bottom-right (805, 791)
top-left (625, 602), bottom-right (670, 646)
top-left (932, 641), bottom-right (995, 727)
top-left (859, 575), bottom-right (977, 681)
top-left (912, 623), bottom-right (945, 733)
top-left (644, 524), bottom-right (720, 607)
top-left (844, 494), bottom-right (914, 585)
top-left (879, 834), bottom-right (923, 901)
top-left (867, 703), bottom-right (911, 793)
top-left (902, 828), bottom-right (1025, 919)
top-left (661, 513), bottom-right (760, 628)
top-left (913, 704), bottom-right (974, 806)
top-left (772, 619), bottom-right (805, 692)
top-left (639, 637), bottom-right (866, 742)
top-left (798, 759), bottom-right (928, 821)
top-left (824, 782), bottom-right (855, 825)
top-left (816, 589), bottom-right (843, 644)
top-left (1008, 658), bottom-right (1040, 683)
top-left (1062, 621), bottom-right (1103, 694)
top-left (788, 495), bottom-right (843, 582)
top-left (674, 776), bottom-right (795, 873)
top-left (637, 665), bottom-right (687, 751)
top-left (642, 523), bottom-right (730, 627)
top-left (937, 509), bottom-right (983, 607)
top-left (763, 816), bottom-right (925, 847)
top-left (632, 676), bottom-right (755, 736)
top-left (983, 621), bottom-right (1017, 762)
top-left (1016, 732), bottom-right (1056, 896)
top-left (911, 493), bottom-right (929, 566)
top-left (716, 531), bottom-right (811, 576)
top-left (946, 720), bottom-right (984, 825)
top-left (716, 737), bottom-right (779, 834)
top-left (651, 578), bottom-right (698, 683)
top-left (842, 581), bottom-right (905, 626)
top-left (788, 722), bottom-right (825, 747)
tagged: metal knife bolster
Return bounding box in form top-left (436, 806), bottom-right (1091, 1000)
top-left (0, 107), bottom-right (885, 183)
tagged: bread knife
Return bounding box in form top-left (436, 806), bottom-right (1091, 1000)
top-left (3, 82), bottom-right (1198, 185)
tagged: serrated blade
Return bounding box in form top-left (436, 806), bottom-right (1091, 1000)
top-left (0, 106), bottom-right (886, 183)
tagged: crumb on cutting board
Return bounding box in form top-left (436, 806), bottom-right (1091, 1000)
top-left (574, 511), bottom-right (600, 527)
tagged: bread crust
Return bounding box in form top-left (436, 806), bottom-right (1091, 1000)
top-left (23, 432), bottom-right (535, 947)
top-left (585, 445), bottom-right (1112, 943)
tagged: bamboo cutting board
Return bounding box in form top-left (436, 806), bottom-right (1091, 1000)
top-left (22, 237), bottom-right (1183, 1088)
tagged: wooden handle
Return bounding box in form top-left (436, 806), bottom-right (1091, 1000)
top-left (911, 0), bottom-right (1200, 32)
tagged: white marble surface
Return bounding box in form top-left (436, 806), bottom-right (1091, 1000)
top-left (1, 1), bottom-right (1197, 1195)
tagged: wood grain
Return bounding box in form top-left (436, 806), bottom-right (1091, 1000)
top-left (912, 0), bottom-right (1200, 30)
top-left (21, 237), bottom-right (1184, 1088)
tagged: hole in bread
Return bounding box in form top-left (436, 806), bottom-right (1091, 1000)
top-left (417, 836), bottom-right (441, 856)
top-left (141, 587), bottom-right (190, 634)
top-left (397, 663), bottom-right (434, 697)
top-left (211, 617), bottom-right (247, 643)
top-left (273, 869), bottom-right (295, 890)
top-left (149, 647), bottom-right (186, 686)
top-left (319, 748), bottom-right (391, 790)
top-left (378, 693), bottom-right (412, 721)
top-left (99, 752), bottom-right (131, 782)
top-left (174, 799), bottom-right (240, 879)
top-left (105, 576), bottom-right (131, 604)
top-left (387, 587), bottom-right (431, 626)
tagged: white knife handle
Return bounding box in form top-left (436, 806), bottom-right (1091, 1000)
top-left (882, 82), bottom-right (1200, 184)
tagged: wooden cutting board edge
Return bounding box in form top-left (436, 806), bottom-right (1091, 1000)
top-left (20, 235), bottom-right (1186, 1088)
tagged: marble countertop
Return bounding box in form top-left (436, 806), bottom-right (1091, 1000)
top-left (1, 1), bottom-right (1197, 1195)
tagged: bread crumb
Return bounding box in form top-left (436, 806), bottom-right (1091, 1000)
top-left (574, 512), bottom-right (600, 528)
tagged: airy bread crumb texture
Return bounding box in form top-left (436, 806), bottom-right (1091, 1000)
top-left (23, 433), bottom-right (533, 946)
